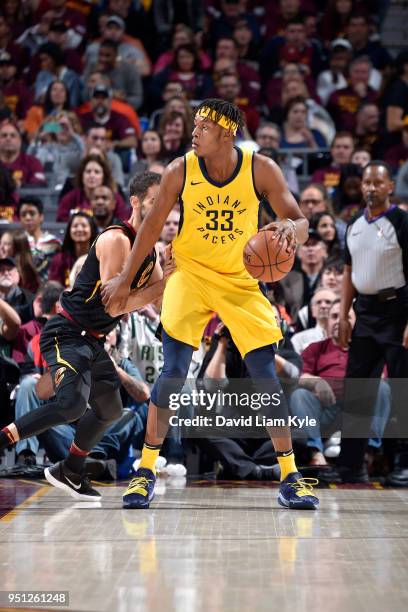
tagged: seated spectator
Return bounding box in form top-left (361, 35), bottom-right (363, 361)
top-left (395, 159), bottom-right (408, 200)
top-left (79, 83), bottom-right (137, 153)
top-left (311, 132), bottom-right (354, 194)
top-left (298, 183), bottom-right (345, 242)
top-left (0, 121), bottom-right (46, 188)
top-left (27, 111), bottom-right (84, 173)
top-left (332, 163), bottom-right (363, 221)
top-left (15, 10), bottom-right (54, 57)
top-left (153, 24), bottom-right (211, 76)
top-left (0, 229), bottom-right (12, 257)
top-left (327, 55), bottom-right (378, 132)
top-left (266, 62), bottom-right (317, 115)
top-left (46, 18), bottom-right (83, 72)
top-left (280, 97), bottom-right (327, 149)
top-left (232, 16), bottom-right (260, 71)
top-left (149, 94), bottom-right (193, 135)
top-left (346, 12), bottom-right (391, 71)
top-left (290, 299), bottom-right (390, 466)
top-left (351, 147), bottom-right (371, 167)
top-left (85, 14), bottom-right (151, 77)
top-left (262, 0), bottom-right (305, 40)
top-left (255, 122), bottom-right (281, 150)
top-left (84, 39), bottom-right (143, 111)
top-left (213, 36), bottom-right (261, 106)
top-left (161, 209), bottom-right (181, 245)
top-left (131, 130), bottom-right (166, 175)
top-left (34, 0), bottom-right (87, 45)
top-left (56, 153), bottom-right (128, 222)
top-left (384, 50), bottom-right (408, 136)
top-left (7, 230), bottom-right (40, 294)
top-left (0, 256), bottom-right (35, 323)
top-left (23, 79), bottom-right (70, 141)
top-left (291, 287), bottom-right (336, 353)
top-left (34, 42), bottom-right (83, 107)
top-left (384, 118), bottom-right (408, 172)
top-left (90, 186), bottom-right (122, 232)
top-left (159, 111), bottom-right (191, 161)
top-left (279, 228), bottom-right (328, 320)
top-left (354, 102), bottom-right (383, 157)
top-left (16, 197), bottom-right (61, 281)
top-left (317, 39), bottom-right (351, 105)
top-left (151, 43), bottom-right (211, 104)
top-left (0, 12), bottom-right (28, 67)
top-left (215, 72), bottom-right (259, 137)
top-left (319, 257), bottom-right (344, 294)
top-left (310, 211), bottom-right (342, 258)
top-left (0, 51), bottom-right (33, 119)
top-left (48, 211), bottom-right (98, 287)
top-left (321, 0), bottom-right (355, 46)
top-left (0, 164), bottom-right (18, 222)
top-left (208, 0), bottom-right (260, 48)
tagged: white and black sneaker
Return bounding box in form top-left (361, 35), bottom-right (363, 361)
top-left (44, 461), bottom-right (101, 501)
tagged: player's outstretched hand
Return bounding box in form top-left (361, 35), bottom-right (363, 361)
top-left (101, 274), bottom-right (130, 314)
top-left (260, 220), bottom-right (297, 252)
top-left (163, 244), bottom-right (176, 283)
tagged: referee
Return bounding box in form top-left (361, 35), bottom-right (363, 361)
top-left (323, 161), bottom-right (408, 484)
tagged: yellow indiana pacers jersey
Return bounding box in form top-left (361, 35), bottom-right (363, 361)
top-left (173, 146), bottom-right (260, 279)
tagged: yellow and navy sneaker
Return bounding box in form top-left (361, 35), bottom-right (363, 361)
top-left (123, 467), bottom-right (156, 509)
top-left (278, 472), bottom-right (319, 510)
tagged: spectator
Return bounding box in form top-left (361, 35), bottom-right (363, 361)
top-left (354, 102), bottom-right (383, 157)
top-left (345, 12), bottom-right (391, 71)
top-left (0, 11), bottom-right (28, 67)
top-left (384, 50), bottom-right (408, 135)
top-left (255, 123), bottom-right (281, 150)
top-left (131, 130), bottom-right (166, 175)
top-left (0, 121), bottom-right (46, 188)
top-left (311, 132), bottom-right (354, 193)
top-left (217, 72), bottom-right (260, 137)
top-left (56, 153), bottom-right (128, 223)
top-left (290, 299), bottom-right (390, 467)
top-left (280, 97), bottom-right (326, 149)
top-left (36, 0), bottom-right (87, 44)
top-left (34, 42), bottom-right (83, 107)
top-left (90, 186), bottom-right (122, 232)
top-left (351, 148), bottom-right (371, 167)
top-left (395, 160), bottom-right (408, 200)
top-left (7, 230), bottom-right (40, 294)
top-left (0, 164), bottom-right (18, 222)
top-left (332, 163), bottom-right (363, 221)
top-left (23, 79), bottom-right (70, 141)
top-left (79, 84), bottom-right (137, 153)
top-left (208, 0), bottom-right (260, 47)
top-left (319, 257), bottom-right (344, 294)
top-left (0, 230), bottom-right (13, 258)
top-left (15, 10), bottom-right (53, 57)
top-left (310, 211), bottom-right (342, 257)
top-left (0, 256), bottom-right (34, 323)
top-left (327, 56), bottom-right (378, 131)
top-left (46, 19), bottom-right (83, 71)
top-left (16, 197), bottom-right (61, 281)
top-left (232, 16), bottom-right (260, 71)
top-left (263, 0), bottom-right (304, 40)
top-left (149, 93), bottom-right (194, 134)
top-left (158, 111), bottom-right (191, 160)
top-left (27, 111), bottom-right (84, 174)
top-left (161, 210), bottom-right (180, 245)
top-left (279, 228), bottom-right (328, 320)
top-left (84, 39), bottom-right (143, 111)
top-left (384, 118), bottom-right (408, 172)
top-left (153, 24), bottom-right (211, 76)
top-left (321, 0), bottom-right (355, 45)
top-left (151, 43), bottom-right (211, 104)
top-left (317, 39), bottom-right (352, 105)
top-left (48, 211), bottom-right (98, 287)
top-left (0, 51), bottom-right (33, 119)
top-left (85, 14), bottom-right (151, 77)
top-left (214, 36), bottom-right (261, 106)
top-left (291, 287), bottom-right (336, 353)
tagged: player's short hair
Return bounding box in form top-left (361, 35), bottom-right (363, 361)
top-left (40, 281), bottom-right (64, 314)
top-left (363, 161), bottom-right (394, 180)
top-left (17, 196), bottom-right (44, 216)
top-left (195, 98), bottom-right (245, 131)
top-left (129, 171), bottom-right (161, 201)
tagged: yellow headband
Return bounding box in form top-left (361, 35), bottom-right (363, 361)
top-left (196, 108), bottom-right (238, 135)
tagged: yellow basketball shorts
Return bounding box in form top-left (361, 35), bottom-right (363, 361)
top-left (160, 268), bottom-right (282, 358)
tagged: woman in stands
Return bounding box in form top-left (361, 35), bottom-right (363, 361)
top-left (56, 154), bottom-right (128, 222)
top-left (48, 212), bottom-right (98, 287)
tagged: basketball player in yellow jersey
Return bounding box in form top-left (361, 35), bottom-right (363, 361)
top-left (102, 99), bottom-right (319, 510)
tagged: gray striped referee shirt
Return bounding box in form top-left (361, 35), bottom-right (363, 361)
top-left (344, 206), bottom-right (408, 295)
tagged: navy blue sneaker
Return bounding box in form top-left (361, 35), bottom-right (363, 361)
top-left (278, 472), bottom-right (319, 510)
top-left (122, 467), bottom-right (156, 509)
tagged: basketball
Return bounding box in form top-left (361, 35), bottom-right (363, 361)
top-left (243, 230), bottom-right (295, 282)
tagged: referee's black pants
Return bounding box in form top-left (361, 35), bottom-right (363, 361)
top-left (339, 293), bottom-right (408, 471)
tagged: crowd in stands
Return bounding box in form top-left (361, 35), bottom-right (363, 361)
top-left (1, 0), bottom-right (407, 483)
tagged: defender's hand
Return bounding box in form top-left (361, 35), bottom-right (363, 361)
top-left (101, 274), bottom-right (130, 314)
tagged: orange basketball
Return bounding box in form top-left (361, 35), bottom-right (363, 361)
top-left (243, 230), bottom-right (295, 282)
